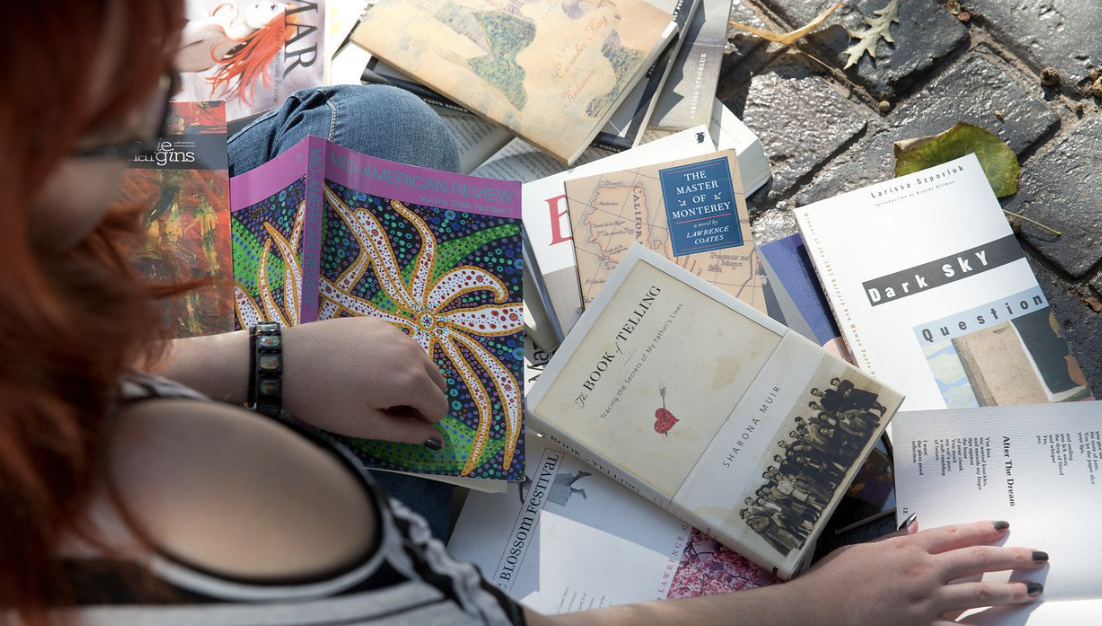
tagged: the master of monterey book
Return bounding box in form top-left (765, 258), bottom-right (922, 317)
top-left (229, 135), bottom-right (524, 488)
top-left (447, 434), bottom-right (775, 612)
top-left (564, 148), bottom-right (767, 314)
top-left (177, 1), bottom-right (326, 121)
top-left (526, 245), bottom-right (904, 579)
top-left (351, 0), bottom-right (677, 164)
top-left (893, 403), bottom-right (1102, 625)
top-left (794, 154), bottom-right (1092, 412)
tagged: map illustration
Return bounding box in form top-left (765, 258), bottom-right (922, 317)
top-left (563, 151), bottom-right (767, 312)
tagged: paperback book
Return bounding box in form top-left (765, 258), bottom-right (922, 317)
top-left (447, 433), bottom-right (776, 612)
top-left (650, 0), bottom-right (734, 130)
top-left (121, 101), bottom-right (234, 338)
top-left (526, 245), bottom-right (903, 579)
top-left (564, 149), bottom-right (767, 314)
top-left (794, 154), bottom-right (1092, 412)
top-left (351, 0), bottom-right (677, 164)
top-left (229, 135), bottom-right (524, 485)
top-left (893, 403), bottom-right (1102, 625)
top-left (177, 0), bottom-right (326, 121)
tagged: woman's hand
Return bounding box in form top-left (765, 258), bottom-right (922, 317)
top-left (281, 317), bottom-right (448, 446)
top-left (790, 519), bottom-right (1047, 626)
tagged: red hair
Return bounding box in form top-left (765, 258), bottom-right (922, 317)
top-left (0, 1), bottom-right (185, 623)
top-left (206, 3), bottom-right (301, 106)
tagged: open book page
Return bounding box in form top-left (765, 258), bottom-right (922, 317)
top-left (447, 430), bottom-right (775, 612)
top-left (893, 403), bottom-right (1102, 624)
top-left (177, 1), bottom-right (327, 121)
top-left (229, 136), bottom-right (524, 489)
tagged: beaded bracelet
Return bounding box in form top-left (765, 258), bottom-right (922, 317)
top-left (249, 322), bottom-right (283, 418)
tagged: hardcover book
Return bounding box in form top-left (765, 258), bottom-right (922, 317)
top-left (563, 149), bottom-right (767, 314)
top-left (893, 403), bottom-right (1102, 625)
top-left (351, 0), bottom-right (677, 164)
top-left (120, 101), bottom-right (234, 338)
top-left (526, 245), bottom-right (903, 579)
top-left (794, 154), bottom-right (1092, 412)
top-left (447, 432), bottom-right (776, 612)
top-left (229, 135), bottom-right (524, 485)
top-left (177, 0), bottom-right (326, 121)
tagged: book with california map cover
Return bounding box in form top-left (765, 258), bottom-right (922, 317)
top-left (526, 245), bottom-right (903, 579)
top-left (563, 148), bottom-right (767, 314)
top-left (350, 0), bottom-right (677, 165)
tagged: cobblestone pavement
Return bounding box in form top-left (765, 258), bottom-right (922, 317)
top-left (718, 0), bottom-right (1100, 551)
top-left (721, 0), bottom-right (1102, 395)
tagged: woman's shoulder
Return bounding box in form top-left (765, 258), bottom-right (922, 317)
top-left (107, 397), bottom-right (377, 581)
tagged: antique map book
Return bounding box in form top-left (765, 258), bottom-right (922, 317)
top-left (230, 135), bottom-right (523, 487)
top-left (564, 149), bottom-right (767, 314)
top-left (351, 0), bottom-right (676, 164)
top-left (893, 403), bottom-right (1102, 625)
top-left (794, 154), bottom-right (1092, 412)
top-left (527, 245), bottom-right (903, 579)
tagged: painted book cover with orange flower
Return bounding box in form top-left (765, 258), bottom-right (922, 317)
top-left (176, 1), bottom-right (326, 121)
top-left (120, 101), bottom-right (234, 339)
top-left (230, 135), bottom-right (524, 485)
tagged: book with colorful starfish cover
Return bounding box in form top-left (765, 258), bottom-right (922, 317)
top-left (229, 135), bottom-right (524, 485)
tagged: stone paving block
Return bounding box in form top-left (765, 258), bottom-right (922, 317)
top-left (759, 0), bottom-right (969, 100)
top-left (724, 0), bottom-right (768, 58)
top-left (719, 58), bottom-right (868, 206)
top-left (1025, 253), bottom-right (1102, 395)
top-left (1004, 116), bottom-right (1102, 278)
top-left (966, 0), bottom-right (1102, 90)
top-left (795, 51), bottom-right (1059, 206)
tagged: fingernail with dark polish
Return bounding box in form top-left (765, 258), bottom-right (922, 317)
top-left (1026, 582), bottom-right (1043, 597)
top-left (993, 520), bottom-right (1010, 530)
top-left (1032, 551), bottom-right (1049, 562)
top-left (423, 437), bottom-right (443, 450)
top-left (897, 513), bottom-right (917, 531)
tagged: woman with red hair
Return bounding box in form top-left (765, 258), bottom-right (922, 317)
top-left (1, 1), bottom-right (1049, 625)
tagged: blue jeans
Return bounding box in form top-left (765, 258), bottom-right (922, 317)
top-left (228, 85), bottom-right (461, 541)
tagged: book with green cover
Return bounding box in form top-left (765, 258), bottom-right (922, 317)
top-left (351, 0), bottom-right (676, 164)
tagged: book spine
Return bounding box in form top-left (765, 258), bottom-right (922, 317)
top-left (298, 136), bottom-right (327, 324)
top-left (525, 411), bottom-right (675, 513)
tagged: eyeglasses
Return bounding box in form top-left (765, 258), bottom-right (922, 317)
top-left (70, 70), bottom-right (179, 160)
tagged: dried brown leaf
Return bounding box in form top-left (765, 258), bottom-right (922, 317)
top-left (729, 2), bottom-right (843, 47)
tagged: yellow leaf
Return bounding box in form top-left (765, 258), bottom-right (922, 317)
top-left (729, 2), bottom-right (843, 47)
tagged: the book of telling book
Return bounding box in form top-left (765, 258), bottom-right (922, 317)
top-left (351, 0), bottom-right (677, 164)
top-left (893, 403), bottom-right (1102, 625)
top-left (526, 245), bottom-right (903, 579)
top-left (229, 135), bottom-right (524, 488)
top-left (794, 154), bottom-right (1093, 412)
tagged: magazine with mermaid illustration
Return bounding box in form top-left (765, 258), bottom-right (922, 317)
top-left (177, 1), bottom-right (326, 121)
top-left (230, 135), bottom-right (524, 487)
